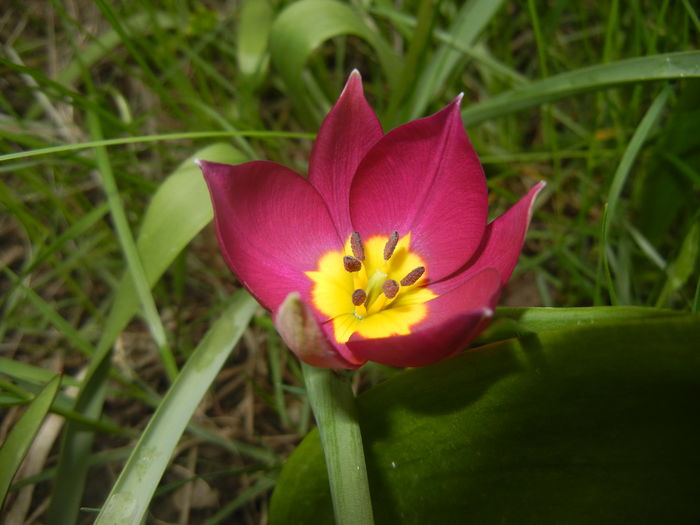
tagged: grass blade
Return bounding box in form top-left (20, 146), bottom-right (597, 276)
top-left (407, 0), bottom-right (505, 120)
top-left (0, 374), bottom-right (61, 509)
top-left (656, 221), bottom-right (700, 307)
top-left (461, 52), bottom-right (699, 126)
top-left (86, 108), bottom-right (178, 381)
top-left (0, 131), bottom-right (311, 163)
top-left (601, 86), bottom-right (671, 304)
top-left (46, 143), bottom-right (246, 525)
top-left (95, 290), bottom-right (258, 525)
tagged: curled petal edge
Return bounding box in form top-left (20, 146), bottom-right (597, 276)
top-left (274, 292), bottom-right (364, 370)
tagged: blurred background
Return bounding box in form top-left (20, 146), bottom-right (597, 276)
top-left (1, 1), bottom-right (698, 523)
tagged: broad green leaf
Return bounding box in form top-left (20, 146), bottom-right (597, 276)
top-left (269, 312), bottom-right (700, 524)
top-left (461, 51), bottom-right (700, 126)
top-left (0, 374), bottom-right (61, 508)
top-left (478, 305), bottom-right (685, 343)
top-left (269, 0), bottom-right (400, 125)
top-left (47, 143), bottom-right (246, 525)
top-left (95, 290), bottom-right (258, 525)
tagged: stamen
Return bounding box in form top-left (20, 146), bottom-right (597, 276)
top-left (350, 232), bottom-right (365, 261)
top-left (383, 231), bottom-right (399, 260)
top-left (400, 266), bottom-right (425, 286)
top-left (382, 279), bottom-right (399, 299)
top-left (343, 256), bottom-right (362, 272)
top-left (352, 289), bottom-right (367, 306)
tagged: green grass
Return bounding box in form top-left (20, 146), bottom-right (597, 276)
top-left (1, 0), bottom-right (698, 523)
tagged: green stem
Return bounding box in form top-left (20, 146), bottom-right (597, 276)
top-left (301, 363), bottom-right (374, 525)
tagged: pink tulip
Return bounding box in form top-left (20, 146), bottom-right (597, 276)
top-left (198, 71), bottom-right (545, 369)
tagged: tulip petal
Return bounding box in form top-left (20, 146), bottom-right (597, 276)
top-left (462, 181), bottom-right (546, 285)
top-left (347, 268), bottom-right (501, 367)
top-left (309, 70), bottom-right (383, 238)
top-left (199, 160), bottom-right (341, 311)
top-left (349, 99), bottom-right (488, 281)
top-left (274, 292), bottom-right (362, 369)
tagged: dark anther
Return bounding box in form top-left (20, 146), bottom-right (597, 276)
top-left (383, 231), bottom-right (399, 260)
top-left (400, 266), bottom-right (425, 286)
top-left (343, 256), bottom-right (362, 272)
top-left (350, 232), bottom-right (365, 261)
top-left (382, 279), bottom-right (399, 299)
top-left (352, 289), bottom-right (367, 306)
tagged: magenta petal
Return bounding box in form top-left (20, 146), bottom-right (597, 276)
top-left (347, 268), bottom-right (501, 367)
top-left (319, 322), bottom-right (367, 368)
top-left (349, 99), bottom-right (488, 280)
top-left (462, 181), bottom-right (546, 285)
top-left (273, 293), bottom-right (361, 369)
top-left (199, 160), bottom-right (341, 311)
top-left (308, 70), bottom-right (383, 238)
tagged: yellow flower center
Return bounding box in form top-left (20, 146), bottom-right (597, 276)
top-left (306, 231), bottom-right (437, 343)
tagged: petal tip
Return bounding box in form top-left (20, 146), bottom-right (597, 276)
top-left (528, 180), bottom-right (547, 219)
top-left (341, 69), bottom-right (363, 96)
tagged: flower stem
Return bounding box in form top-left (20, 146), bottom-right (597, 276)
top-left (301, 363), bottom-right (375, 525)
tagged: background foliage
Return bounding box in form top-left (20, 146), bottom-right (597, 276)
top-left (1, 0), bottom-right (698, 523)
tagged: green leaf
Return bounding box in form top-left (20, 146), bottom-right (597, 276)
top-left (95, 290), bottom-right (258, 525)
top-left (269, 311), bottom-right (700, 524)
top-left (269, 0), bottom-right (400, 125)
top-left (0, 374), bottom-right (61, 509)
top-left (237, 0), bottom-right (273, 83)
top-left (478, 305), bottom-right (685, 343)
top-left (600, 86), bottom-right (671, 304)
top-left (0, 359), bottom-right (80, 388)
top-left (57, 12), bottom-right (178, 89)
top-left (406, 0), bottom-right (505, 120)
top-left (102, 142), bottom-right (247, 357)
top-left (656, 220), bottom-right (700, 307)
top-left (461, 51), bottom-right (700, 126)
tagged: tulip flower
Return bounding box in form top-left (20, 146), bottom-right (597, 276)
top-left (199, 71), bottom-right (544, 369)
